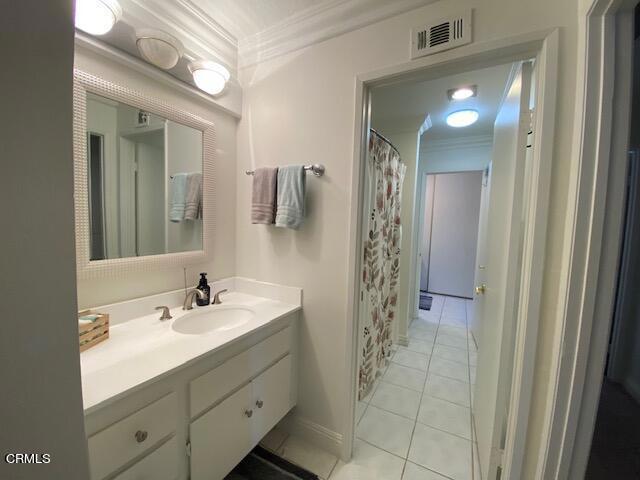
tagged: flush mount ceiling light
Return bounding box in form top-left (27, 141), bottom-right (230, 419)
top-left (188, 60), bottom-right (230, 96)
top-left (447, 85), bottom-right (477, 101)
top-left (75, 0), bottom-right (122, 35)
top-left (136, 29), bottom-right (183, 70)
top-left (446, 109), bottom-right (479, 128)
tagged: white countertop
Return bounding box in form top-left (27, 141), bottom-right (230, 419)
top-left (80, 291), bottom-right (300, 414)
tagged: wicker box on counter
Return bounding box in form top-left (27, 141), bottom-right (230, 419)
top-left (78, 310), bottom-right (110, 352)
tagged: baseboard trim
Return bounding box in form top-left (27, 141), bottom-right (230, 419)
top-left (397, 334), bottom-right (409, 346)
top-left (279, 412), bottom-right (343, 457)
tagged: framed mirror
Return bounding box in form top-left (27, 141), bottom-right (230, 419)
top-left (73, 70), bottom-right (215, 278)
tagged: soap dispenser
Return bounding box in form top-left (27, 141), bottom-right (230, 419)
top-left (196, 273), bottom-right (211, 306)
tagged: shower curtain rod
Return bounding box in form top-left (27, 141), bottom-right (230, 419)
top-left (370, 128), bottom-right (401, 158)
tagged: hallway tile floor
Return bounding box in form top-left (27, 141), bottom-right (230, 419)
top-left (259, 295), bottom-right (479, 480)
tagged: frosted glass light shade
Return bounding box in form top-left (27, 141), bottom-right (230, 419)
top-left (75, 0), bottom-right (122, 35)
top-left (136, 29), bottom-right (183, 70)
top-left (188, 60), bottom-right (230, 95)
top-left (446, 110), bottom-right (479, 127)
top-left (451, 87), bottom-right (474, 100)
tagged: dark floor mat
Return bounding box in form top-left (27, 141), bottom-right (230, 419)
top-left (419, 292), bottom-right (433, 310)
top-left (225, 446), bottom-right (319, 480)
top-left (585, 380), bottom-right (640, 479)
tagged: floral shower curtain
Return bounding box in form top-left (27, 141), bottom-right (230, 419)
top-left (358, 130), bottom-right (406, 400)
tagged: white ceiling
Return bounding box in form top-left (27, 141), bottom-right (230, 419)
top-left (190, 0), bottom-right (336, 41)
top-left (371, 63), bottom-right (514, 142)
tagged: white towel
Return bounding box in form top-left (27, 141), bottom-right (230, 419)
top-left (170, 173), bottom-right (187, 222)
top-left (184, 173), bottom-right (202, 221)
top-left (275, 165), bottom-right (306, 229)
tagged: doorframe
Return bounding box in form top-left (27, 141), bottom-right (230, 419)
top-left (415, 169), bottom-right (486, 301)
top-left (536, 0), bottom-right (636, 478)
top-left (342, 29), bottom-right (559, 479)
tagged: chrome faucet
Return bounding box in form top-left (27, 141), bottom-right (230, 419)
top-left (183, 288), bottom-right (207, 310)
top-left (155, 306), bottom-right (172, 321)
top-left (212, 289), bottom-right (228, 305)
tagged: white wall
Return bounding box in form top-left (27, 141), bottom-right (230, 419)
top-left (0, 1), bottom-right (90, 478)
top-left (421, 136), bottom-right (493, 174)
top-left (386, 130), bottom-right (421, 344)
top-left (420, 174), bottom-right (436, 290)
top-left (75, 46), bottom-right (238, 309)
top-left (236, 0), bottom-right (579, 472)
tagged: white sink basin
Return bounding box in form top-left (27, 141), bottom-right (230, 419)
top-left (172, 306), bottom-right (255, 335)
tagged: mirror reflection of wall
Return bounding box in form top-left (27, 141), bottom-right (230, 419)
top-left (86, 92), bottom-right (203, 261)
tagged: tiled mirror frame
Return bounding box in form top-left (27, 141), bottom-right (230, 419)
top-left (73, 70), bottom-right (216, 280)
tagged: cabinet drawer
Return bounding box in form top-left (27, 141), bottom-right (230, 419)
top-left (113, 436), bottom-right (178, 480)
top-left (190, 327), bottom-right (291, 417)
top-left (88, 393), bottom-right (176, 480)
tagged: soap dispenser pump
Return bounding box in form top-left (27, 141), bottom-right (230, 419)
top-left (196, 272), bottom-right (211, 306)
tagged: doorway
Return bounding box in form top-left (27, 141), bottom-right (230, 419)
top-left (583, 9), bottom-right (640, 477)
top-left (352, 55), bottom-right (541, 480)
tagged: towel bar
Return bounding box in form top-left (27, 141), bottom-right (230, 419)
top-left (245, 164), bottom-right (325, 177)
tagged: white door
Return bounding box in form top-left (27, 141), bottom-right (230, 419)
top-left (473, 62), bottom-right (532, 480)
top-left (470, 165), bottom-right (492, 348)
top-left (427, 171), bottom-right (483, 298)
top-left (249, 355), bottom-right (293, 444)
top-left (190, 383), bottom-right (253, 480)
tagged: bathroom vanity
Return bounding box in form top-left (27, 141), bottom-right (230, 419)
top-left (81, 279), bottom-right (300, 480)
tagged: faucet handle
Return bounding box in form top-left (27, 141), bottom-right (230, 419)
top-left (212, 289), bottom-right (228, 305)
top-left (155, 306), bottom-right (172, 321)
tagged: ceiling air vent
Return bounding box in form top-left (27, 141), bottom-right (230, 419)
top-left (411, 11), bottom-right (472, 59)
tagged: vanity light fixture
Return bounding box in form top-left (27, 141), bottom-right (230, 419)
top-left (188, 60), bottom-right (230, 96)
top-left (75, 0), bottom-right (122, 35)
top-left (136, 29), bottom-right (184, 70)
top-left (446, 109), bottom-right (479, 128)
top-left (447, 85), bottom-right (477, 101)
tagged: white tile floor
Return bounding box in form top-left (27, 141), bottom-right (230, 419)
top-left (259, 295), bottom-right (479, 480)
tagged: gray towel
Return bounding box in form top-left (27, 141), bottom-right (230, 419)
top-left (275, 165), bottom-right (306, 229)
top-left (184, 172), bottom-right (202, 220)
top-left (169, 173), bottom-right (187, 222)
top-left (251, 167), bottom-right (278, 224)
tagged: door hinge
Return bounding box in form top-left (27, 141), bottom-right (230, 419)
top-left (186, 441), bottom-right (191, 457)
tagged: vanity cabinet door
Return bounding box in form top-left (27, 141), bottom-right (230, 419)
top-left (250, 355), bottom-right (293, 444)
top-left (190, 383), bottom-right (252, 480)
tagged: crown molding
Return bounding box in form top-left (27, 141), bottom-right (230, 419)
top-left (421, 134), bottom-right (494, 153)
top-left (120, 0), bottom-right (238, 75)
top-left (238, 0), bottom-right (435, 68)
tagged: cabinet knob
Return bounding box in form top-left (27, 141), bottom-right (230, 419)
top-left (244, 409), bottom-right (253, 418)
top-left (256, 399), bottom-right (264, 409)
top-left (134, 430), bottom-right (148, 443)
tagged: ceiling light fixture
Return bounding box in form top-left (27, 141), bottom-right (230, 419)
top-left (136, 29), bottom-right (183, 70)
top-left (188, 60), bottom-right (230, 96)
top-left (75, 0), bottom-right (122, 36)
top-left (446, 109), bottom-right (479, 128)
top-left (447, 85), bottom-right (477, 101)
